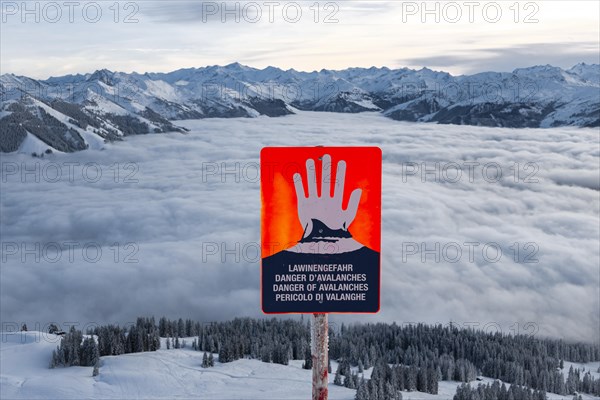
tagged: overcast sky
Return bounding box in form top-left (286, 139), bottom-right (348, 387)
top-left (1, 1), bottom-right (599, 78)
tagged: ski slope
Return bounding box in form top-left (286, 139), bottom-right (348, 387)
top-left (1, 332), bottom-right (599, 400)
top-left (0, 332), bottom-right (356, 399)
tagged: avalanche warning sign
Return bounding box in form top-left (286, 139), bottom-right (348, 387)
top-left (261, 147), bottom-right (381, 314)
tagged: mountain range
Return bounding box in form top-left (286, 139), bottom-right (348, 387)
top-left (1, 62), bottom-right (598, 153)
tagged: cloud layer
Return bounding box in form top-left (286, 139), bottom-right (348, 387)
top-left (2, 1), bottom-right (599, 77)
top-left (403, 42), bottom-right (600, 74)
top-left (1, 112), bottom-right (598, 343)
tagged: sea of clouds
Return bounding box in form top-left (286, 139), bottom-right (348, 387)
top-left (1, 111), bottom-right (598, 343)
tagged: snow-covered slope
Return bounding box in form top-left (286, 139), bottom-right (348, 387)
top-left (2, 332), bottom-right (599, 400)
top-left (1, 63), bottom-right (598, 153)
top-left (0, 73), bottom-right (187, 153)
top-left (16, 132), bottom-right (62, 155)
top-left (0, 331), bottom-right (357, 400)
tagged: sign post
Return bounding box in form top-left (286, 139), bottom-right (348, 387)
top-left (312, 313), bottom-right (328, 400)
top-left (261, 147), bottom-right (381, 400)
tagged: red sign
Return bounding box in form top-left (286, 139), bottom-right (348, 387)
top-left (261, 147), bottom-right (381, 314)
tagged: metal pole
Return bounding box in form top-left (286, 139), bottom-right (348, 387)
top-left (311, 313), bottom-right (328, 400)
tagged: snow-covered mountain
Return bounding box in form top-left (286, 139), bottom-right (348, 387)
top-left (1, 63), bottom-right (598, 153)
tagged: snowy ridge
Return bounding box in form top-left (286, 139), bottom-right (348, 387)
top-left (1, 62), bottom-right (599, 153)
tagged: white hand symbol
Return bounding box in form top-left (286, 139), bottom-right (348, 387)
top-left (293, 154), bottom-right (362, 238)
